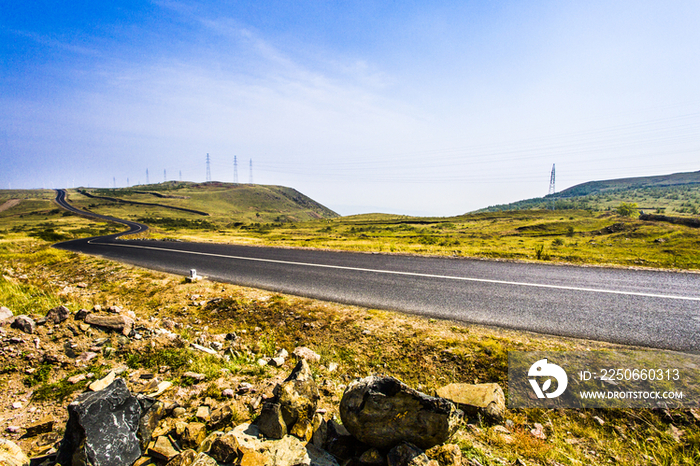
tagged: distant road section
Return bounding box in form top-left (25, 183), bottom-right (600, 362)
top-left (54, 189), bottom-right (148, 237)
top-left (52, 189), bottom-right (700, 353)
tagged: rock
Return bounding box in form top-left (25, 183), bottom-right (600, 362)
top-left (276, 348), bottom-right (289, 359)
top-left (293, 347), bottom-right (321, 363)
top-left (0, 306), bottom-right (13, 323)
top-left (57, 378), bottom-right (142, 466)
top-left (182, 422), bottom-right (207, 449)
top-left (530, 423), bottom-right (546, 440)
top-left (435, 383), bottom-right (505, 422)
top-left (0, 439), bottom-right (30, 466)
top-left (268, 435), bottom-right (312, 466)
top-left (12, 402), bottom-right (22, 409)
top-left (425, 444), bottom-right (462, 466)
top-left (310, 412), bottom-right (327, 448)
top-left (149, 435), bottom-right (180, 461)
top-left (165, 449), bottom-right (197, 466)
top-left (208, 432), bottom-right (240, 463)
top-left (197, 432), bottom-right (223, 455)
top-left (340, 376), bottom-right (463, 450)
top-left (229, 423), bottom-right (340, 466)
top-left (256, 402), bottom-right (288, 439)
top-left (274, 359), bottom-right (320, 438)
top-left (195, 406), bottom-right (211, 422)
top-left (173, 407), bottom-right (187, 418)
top-left (269, 357), bottom-right (286, 367)
top-left (77, 351), bottom-right (100, 363)
top-left (23, 417), bottom-right (55, 437)
top-left (148, 381), bottom-right (173, 397)
top-left (191, 452), bottom-right (218, 466)
top-left (138, 399), bottom-right (165, 451)
top-left (85, 314), bottom-right (134, 336)
top-left (387, 442), bottom-right (435, 466)
top-left (359, 448), bottom-right (386, 465)
top-left (182, 371), bottom-right (206, 382)
top-left (208, 404), bottom-right (235, 431)
top-left (46, 305), bottom-right (71, 324)
top-left (222, 388), bottom-right (234, 397)
top-left (11, 315), bottom-right (35, 334)
top-left (89, 370), bottom-right (117, 391)
top-left (325, 419), bottom-right (362, 462)
top-left (6, 426), bottom-right (20, 433)
top-left (75, 309), bottom-right (90, 321)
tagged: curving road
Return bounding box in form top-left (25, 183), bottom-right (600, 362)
top-left (52, 190), bottom-right (700, 353)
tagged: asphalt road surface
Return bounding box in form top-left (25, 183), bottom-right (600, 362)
top-left (53, 190), bottom-right (700, 353)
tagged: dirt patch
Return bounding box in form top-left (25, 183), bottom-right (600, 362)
top-left (0, 199), bottom-right (20, 213)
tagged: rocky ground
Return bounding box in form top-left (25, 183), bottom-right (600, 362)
top-left (0, 301), bottom-right (500, 466)
top-left (1, 245), bottom-right (699, 466)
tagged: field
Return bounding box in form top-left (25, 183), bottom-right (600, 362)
top-left (1, 183), bottom-right (700, 464)
top-left (1, 231), bottom-right (699, 465)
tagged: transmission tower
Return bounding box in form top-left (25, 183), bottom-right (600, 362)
top-left (179, 170), bottom-right (182, 181)
top-left (164, 169), bottom-right (167, 182)
top-left (146, 169), bottom-right (149, 184)
top-left (113, 177), bottom-right (116, 188)
top-left (249, 159), bottom-right (253, 184)
top-left (206, 153), bottom-right (212, 182)
top-left (233, 156), bottom-right (238, 183)
top-left (548, 164), bottom-right (556, 195)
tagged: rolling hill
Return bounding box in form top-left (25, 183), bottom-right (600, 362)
top-left (478, 169), bottom-right (700, 215)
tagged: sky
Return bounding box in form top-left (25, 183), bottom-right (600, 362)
top-left (1, 1), bottom-right (699, 216)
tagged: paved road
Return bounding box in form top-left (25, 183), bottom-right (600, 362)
top-left (52, 190), bottom-right (700, 353)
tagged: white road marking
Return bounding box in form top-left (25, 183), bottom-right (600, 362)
top-left (88, 240), bottom-right (700, 302)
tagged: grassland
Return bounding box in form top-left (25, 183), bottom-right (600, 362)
top-left (1, 229), bottom-right (699, 465)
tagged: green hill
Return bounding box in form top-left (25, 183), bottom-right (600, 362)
top-left (479, 170), bottom-right (700, 215)
top-left (66, 182), bottom-right (339, 224)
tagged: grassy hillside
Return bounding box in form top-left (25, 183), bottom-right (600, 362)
top-left (66, 182), bottom-right (339, 224)
top-left (480, 170), bottom-right (700, 215)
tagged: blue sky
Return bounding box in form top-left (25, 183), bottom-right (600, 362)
top-left (2, 1), bottom-right (699, 215)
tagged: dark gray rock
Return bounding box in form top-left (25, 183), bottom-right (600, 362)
top-left (10, 315), bottom-right (35, 334)
top-left (254, 402), bottom-right (287, 439)
top-left (137, 397), bottom-right (164, 452)
top-left (387, 442), bottom-right (432, 466)
top-left (46, 305), bottom-right (71, 324)
top-left (340, 376), bottom-right (463, 450)
top-left (74, 309), bottom-right (90, 321)
top-left (57, 378), bottom-right (142, 466)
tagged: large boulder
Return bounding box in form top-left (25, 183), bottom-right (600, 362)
top-left (435, 383), bottom-right (505, 422)
top-left (340, 376), bottom-right (463, 450)
top-left (57, 378), bottom-right (142, 466)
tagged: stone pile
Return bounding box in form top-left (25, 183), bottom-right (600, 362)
top-left (0, 301), bottom-right (509, 466)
